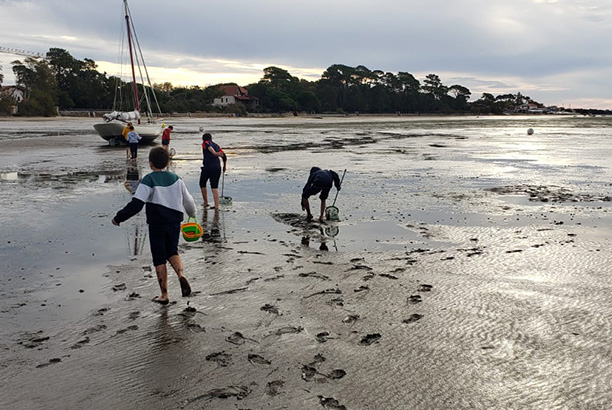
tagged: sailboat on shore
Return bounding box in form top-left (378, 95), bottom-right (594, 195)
top-left (94, 0), bottom-right (163, 145)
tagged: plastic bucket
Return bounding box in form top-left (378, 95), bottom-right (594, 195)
top-left (181, 217), bottom-right (203, 242)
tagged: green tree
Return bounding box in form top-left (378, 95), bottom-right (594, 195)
top-left (321, 64), bottom-right (356, 111)
top-left (422, 74), bottom-right (448, 100)
top-left (12, 57), bottom-right (58, 116)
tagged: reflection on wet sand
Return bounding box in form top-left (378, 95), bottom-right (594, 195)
top-left (123, 163), bottom-right (147, 256)
top-left (201, 209), bottom-right (225, 242)
top-left (124, 163), bottom-right (141, 194)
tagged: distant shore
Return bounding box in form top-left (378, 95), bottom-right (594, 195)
top-left (0, 111), bottom-right (601, 122)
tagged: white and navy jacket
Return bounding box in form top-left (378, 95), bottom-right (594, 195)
top-left (114, 171), bottom-right (196, 226)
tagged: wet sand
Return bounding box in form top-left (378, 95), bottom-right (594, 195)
top-left (1, 116), bottom-right (612, 409)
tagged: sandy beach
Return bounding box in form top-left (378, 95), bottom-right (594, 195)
top-left (1, 115), bottom-right (611, 409)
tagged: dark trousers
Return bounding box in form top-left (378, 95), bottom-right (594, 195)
top-left (129, 142), bottom-right (138, 159)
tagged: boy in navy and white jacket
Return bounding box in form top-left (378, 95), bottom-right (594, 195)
top-left (113, 147), bottom-right (196, 304)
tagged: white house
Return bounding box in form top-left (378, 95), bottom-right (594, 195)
top-left (0, 86), bottom-right (25, 114)
top-left (212, 85), bottom-right (258, 110)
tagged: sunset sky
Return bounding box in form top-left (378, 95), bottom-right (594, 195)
top-left (1, 0), bottom-right (611, 108)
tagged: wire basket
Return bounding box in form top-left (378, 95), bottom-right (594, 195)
top-left (325, 206), bottom-right (339, 221)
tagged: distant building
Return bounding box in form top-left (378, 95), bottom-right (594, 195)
top-left (0, 86), bottom-right (25, 114)
top-left (212, 85), bottom-right (259, 110)
top-left (516, 102), bottom-right (545, 114)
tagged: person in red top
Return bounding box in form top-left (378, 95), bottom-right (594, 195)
top-left (161, 125), bottom-right (173, 151)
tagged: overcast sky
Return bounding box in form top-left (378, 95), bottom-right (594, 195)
top-left (1, 0), bottom-right (611, 109)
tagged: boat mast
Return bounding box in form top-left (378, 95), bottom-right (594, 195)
top-left (124, 0), bottom-right (140, 124)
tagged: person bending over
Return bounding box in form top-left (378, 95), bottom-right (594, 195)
top-left (301, 167), bottom-right (341, 220)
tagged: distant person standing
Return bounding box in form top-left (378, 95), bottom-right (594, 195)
top-left (161, 125), bottom-right (173, 152)
top-left (301, 167), bottom-right (341, 220)
top-left (122, 122), bottom-right (133, 159)
top-left (199, 133), bottom-right (227, 209)
top-left (126, 125), bottom-right (142, 160)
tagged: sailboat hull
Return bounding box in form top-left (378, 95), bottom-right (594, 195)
top-left (94, 122), bottom-right (161, 144)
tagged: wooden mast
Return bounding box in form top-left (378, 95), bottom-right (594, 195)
top-left (124, 0), bottom-right (140, 124)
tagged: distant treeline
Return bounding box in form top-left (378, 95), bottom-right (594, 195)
top-left (1, 48), bottom-right (610, 116)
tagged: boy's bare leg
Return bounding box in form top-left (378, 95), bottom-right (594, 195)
top-left (212, 188), bottom-right (220, 209)
top-left (201, 187), bottom-right (209, 207)
top-left (168, 254), bottom-right (191, 296)
top-left (319, 199), bottom-right (326, 220)
top-left (301, 197), bottom-right (312, 220)
top-left (153, 264), bottom-right (169, 304)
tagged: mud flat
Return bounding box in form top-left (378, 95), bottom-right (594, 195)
top-left (1, 116), bottom-right (612, 409)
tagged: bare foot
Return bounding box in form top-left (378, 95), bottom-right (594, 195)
top-left (152, 296), bottom-right (169, 305)
top-left (179, 277), bottom-right (191, 297)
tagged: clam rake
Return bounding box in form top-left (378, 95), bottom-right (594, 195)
top-left (219, 171), bottom-right (232, 205)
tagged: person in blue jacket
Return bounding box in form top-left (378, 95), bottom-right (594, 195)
top-left (301, 167), bottom-right (341, 220)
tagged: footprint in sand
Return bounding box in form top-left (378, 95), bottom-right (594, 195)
top-left (408, 295), bottom-right (422, 304)
top-left (83, 324), bottom-right (107, 335)
top-left (360, 333), bottom-right (381, 346)
top-left (205, 351), bottom-right (232, 367)
top-left (265, 380), bottom-right (285, 396)
top-left (112, 283), bottom-right (126, 291)
top-left (35, 358), bottom-right (62, 368)
top-left (316, 332), bottom-right (334, 343)
top-left (342, 314), bottom-right (360, 324)
top-left (187, 323), bottom-right (205, 332)
top-left (418, 284), bottom-right (433, 292)
top-left (183, 386), bottom-right (250, 405)
top-left (247, 354), bottom-right (271, 366)
top-left (114, 325), bottom-right (138, 335)
top-left (226, 331), bottom-right (258, 345)
top-left (261, 304), bottom-right (280, 315)
top-left (403, 313), bottom-right (424, 323)
top-left (327, 298), bottom-right (344, 307)
top-left (318, 395), bottom-right (347, 410)
top-left (70, 337), bottom-right (90, 349)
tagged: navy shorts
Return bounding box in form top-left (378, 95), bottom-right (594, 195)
top-left (148, 223), bottom-right (180, 266)
top-left (302, 185), bottom-right (331, 200)
top-left (199, 167), bottom-right (221, 189)
top-left (161, 139), bottom-right (169, 146)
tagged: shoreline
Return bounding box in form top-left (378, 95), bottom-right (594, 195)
top-left (0, 111), bottom-right (601, 122)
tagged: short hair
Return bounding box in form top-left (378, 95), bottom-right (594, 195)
top-left (168, 125), bottom-right (173, 130)
top-left (149, 146), bottom-right (169, 169)
top-left (202, 132), bottom-right (212, 141)
top-left (129, 125), bottom-right (134, 130)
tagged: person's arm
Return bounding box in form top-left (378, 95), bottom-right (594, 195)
top-left (181, 180), bottom-right (197, 218)
top-left (207, 146), bottom-right (224, 157)
top-left (332, 172), bottom-right (341, 191)
top-left (222, 152), bottom-right (227, 173)
top-left (112, 198), bottom-right (145, 225)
